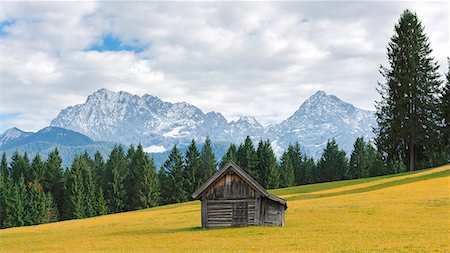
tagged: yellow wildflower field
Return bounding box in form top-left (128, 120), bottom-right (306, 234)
top-left (1, 164), bottom-right (449, 253)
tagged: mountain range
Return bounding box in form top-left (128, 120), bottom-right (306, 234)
top-left (1, 88), bottom-right (376, 167)
top-left (50, 89), bottom-right (376, 156)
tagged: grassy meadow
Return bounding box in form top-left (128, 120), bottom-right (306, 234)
top-left (0, 164), bottom-right (449, 253)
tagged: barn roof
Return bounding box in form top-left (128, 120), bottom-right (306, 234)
top-left (192, 161), bottom-right (287, 208)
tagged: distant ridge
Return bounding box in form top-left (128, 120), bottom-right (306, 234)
top-left (49, 89), bottom-right (376, 158)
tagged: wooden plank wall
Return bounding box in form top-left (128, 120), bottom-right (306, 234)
top-left (260, 199), bottom-right (284, 226)
top-left (206, 199), bottom-right (256, 227)
top-left (205, 171), bottom-right (258, 200)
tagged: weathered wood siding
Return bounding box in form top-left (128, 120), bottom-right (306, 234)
top-left (205, 171), bottom-right (258, 200)
top-left (199, 167), bottom-right (285, 228)
top-left (203, 171), bottom-right (260, 227)
top-left (259, 199), bottom-right (284, 226)
top-left (206, 199), bottom-right (256, 227)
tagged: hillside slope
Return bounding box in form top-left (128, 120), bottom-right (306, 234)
top-left (1, 165), bottom-right (449, 253)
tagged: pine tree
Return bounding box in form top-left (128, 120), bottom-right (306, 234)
top-left (142, 156), bottom-right (160, 208)
top-left (302, 156), bottom-right (316, 184)
top-left (44, 192), bottom-right (58, 222)
top-left (80, 154), bottom-right (96, 217)
top-left (279, 151), bottom-right (294, 188)
top-left (316, 139), bottom-right (348, 182)
top-left (30, 153), bottom-right (45, 184)
top-left (104, 145), bottom-right (127, 213)
top-left (376, 10), bottom-right (442, 171)
top-left (127, 144), bottom-right (136, 166)
top-left (96, 188), bottom-right (108, 216)
top-left (92, 151), bottom-right (105, 191)
top-left (439, 59), bottom-right (450, 152)
top-left (125, 144), bottom-right (160, 210)
top-left (220, 143), bottom-right (237, 167)
top-left (348, 137), bottom-right (369, 179)
top-left (14, 177), bottom-right (27, 227)
top-left (255, 140), bottom-right (279, 189)
top-left (24, 182), bottom-right (48, 226)
top-left (289, 143), bottom-right (304, 185)
top-left (0, 171), bottom-right (5, 228)
top-left (0, 152), bottom-right (8, 181)
top-left (367, 144), bottom-right (385, 177)
top-left (236, 136), bottom-right (257, 179)
top-left (199, 137), bottom-right (217, 184)
top-left (10, 151), bottom-right (30, 183)
top-left (3, 177), bottom-right (21, 228)
top-left (159, 145), bottom-right (187, 204)
top-left (184, 139), bottom-right (201, 197)
top-left (0, 154), bottom-right (7, 227)
top-left (64, 156), bottom-right (86, 220)
top-left (43, 148), bottom-right (64, 216)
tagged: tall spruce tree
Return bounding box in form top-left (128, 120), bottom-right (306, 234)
top-left (376, 9), bottom-right (442, 171)
top-left (289, 143), bottom-right (304, 185)
top-left (30, 154), bottom-right (45, 184)
top-left (316, 139), bottom-right (348, 182)
top-left (64, 156), bottom-right (86, 220)
top-left (159, 145), bottom-right (187, 204)
top-left (80, 154), bottom-right (96, 217)
top-left (125, 144), bottom-right (160, 210)
top-left (96, 188), bottom-right (108, 216)
top-left (236, 136), bottom-right (257, 179)
top-left (10, 151), bottom-right (30, 183)
top-left (199, 137), bottom-right (217, 183)
top-left (302, 156), bottom-right (316, 184)
top-left (348, 137), bottom-right (369, 179)
top-left (184, 139), bottom-right (201, 197)
top-left (4, 177), bottom-right (26, 227)
top-left (24, 182), bottom-right (48, 226)
top-left (367, 144), bottom-right (385, 177)
top-left (1, 152), bottom-right (8, 181)
top-left (43, 148), bottom-right (64, 216)
top-left (255, 140), bottom-right (279, 189)
top-left (0, 172), bottom-right (5, 228)
top-left (104, 145), bottom-right (127, 213)
top-left (220, 143), bottom-right (238, 167)
top-left (142, 155), bottom-right (160, 208)
top-left (279, 150), bottom-right (294, 188)
top-left (440, 59), bottom-right (450, 151)
top-left (15, 177), bottom-right (27, 227)
top-left (92, 151), bottom-right (105, 191)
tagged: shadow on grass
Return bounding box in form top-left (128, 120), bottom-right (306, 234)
top-left (107, 226), bottom-right (204, 236)
top-left (285, 169), bottom-right (449, 202)
top-left (107, 224), bottom-right (268, 236)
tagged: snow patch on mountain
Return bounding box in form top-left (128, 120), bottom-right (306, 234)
top-left (144, 145), bottom-right (166, 153)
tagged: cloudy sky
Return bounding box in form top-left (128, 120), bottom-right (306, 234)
top-left (0, 1), bottom-right (448, 133)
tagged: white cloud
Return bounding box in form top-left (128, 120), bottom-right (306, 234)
top-left (0, 1), bottom-right (448, 133)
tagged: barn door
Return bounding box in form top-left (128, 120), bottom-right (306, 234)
top-left (232, 202), bottom-right (248, 226)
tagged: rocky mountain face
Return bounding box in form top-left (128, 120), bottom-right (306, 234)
top-left (50, 88), bottom-right (264, 147)
top-left (268, 91), bottom-right (376, 157)
top-left (0, 127), bottom-right (33, 147)
top-left (50, 89), bottom-right (376, 159)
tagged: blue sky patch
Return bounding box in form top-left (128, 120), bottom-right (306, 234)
top-left (0, 112), bottom-right (21, 133)
top-left (87, 34), bottom-right (147, 53)
top-left (0, 20), bottom-right (15, 37)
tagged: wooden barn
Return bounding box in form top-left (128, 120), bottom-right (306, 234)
top-left (192, 161), bottom-right (287, 228)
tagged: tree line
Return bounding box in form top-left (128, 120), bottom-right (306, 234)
top-left (3, 130), bottom-right (445, 229)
